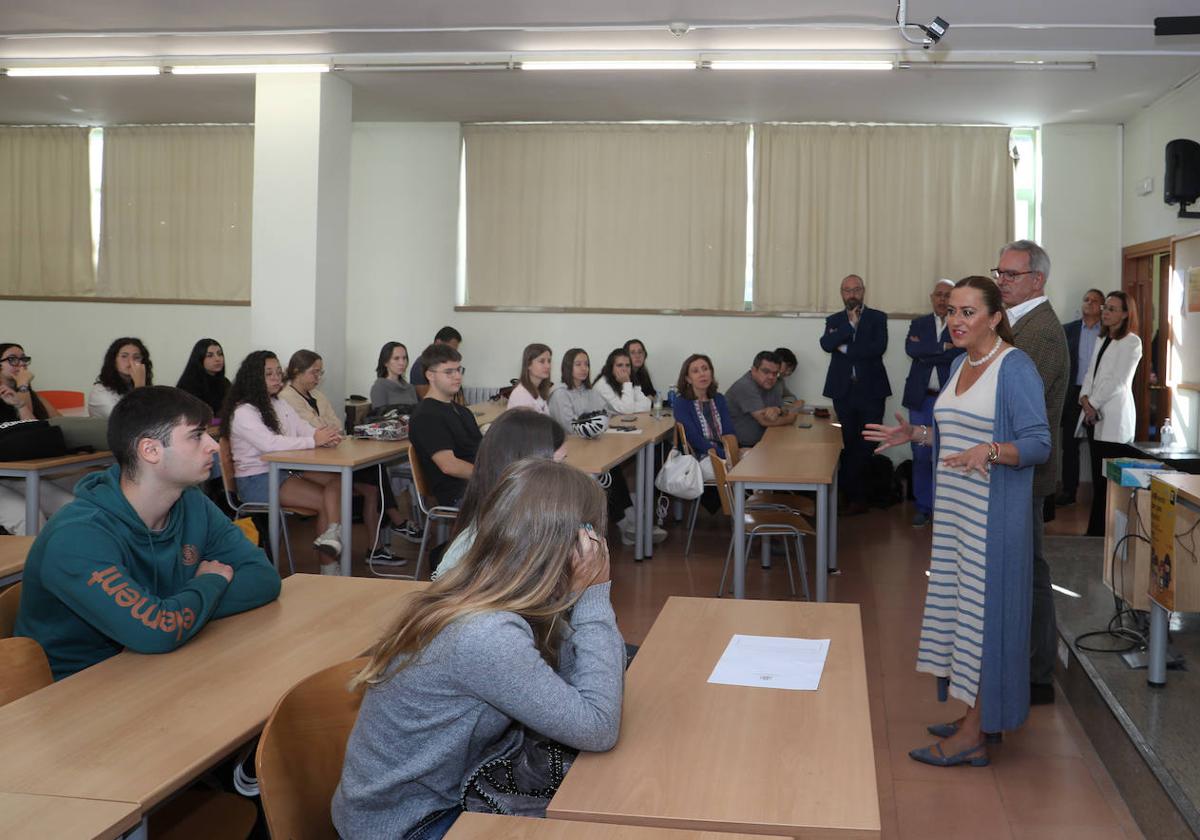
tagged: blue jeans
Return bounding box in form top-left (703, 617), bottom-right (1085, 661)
top-left (404, 807), bottom-right (460, 840)
top-left (909, 394), bottom-right (937, 516)
top-left (235, 471), bottom-right (299, 504)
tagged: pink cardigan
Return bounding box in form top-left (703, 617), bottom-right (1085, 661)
top-left (230, 399), bottom-right (315, 478)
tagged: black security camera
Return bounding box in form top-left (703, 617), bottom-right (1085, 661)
top-left (918, 17), bottom-right (949, 48)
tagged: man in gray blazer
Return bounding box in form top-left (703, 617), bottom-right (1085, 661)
top-left (995, 240), bottom-right (1069, 705)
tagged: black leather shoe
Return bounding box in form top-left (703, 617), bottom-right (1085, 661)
top-left (1055, 492), bottom-right (1076, 506)
top-left (1030, 682), bottom-right (1056, 705)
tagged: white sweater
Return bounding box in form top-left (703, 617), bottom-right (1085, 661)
top-left (593, 379), bottom-right (651, 414)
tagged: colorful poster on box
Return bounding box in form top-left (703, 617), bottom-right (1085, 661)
top-left (1150, 477), bottom-right (1177, 611)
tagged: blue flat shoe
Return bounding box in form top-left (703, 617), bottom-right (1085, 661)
top-left (925, 721), bottom-right (1003, 743)
top-left (909, 741), bottom-right (989, 767)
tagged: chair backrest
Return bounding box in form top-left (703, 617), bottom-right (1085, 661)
top-left (36, 390), bottom-right (85, 411)
top-left (0, 583), bottom-right (21, 638)
top-left (406, 443), bottom-right (436, 516)
top-left (0, 636), bottom-right (53, 707)
top-left (709, 451), bottom-right (733, 516)
top-left (257, 657), bottom-right (370, 840)
top-left (674, 423), bottom-right (693, 455)
top-left (217, 437), bottom-right (241, 505)
top-left (721, 434), bottom-right (742, 466)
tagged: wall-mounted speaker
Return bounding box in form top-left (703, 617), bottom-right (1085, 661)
top-left (1164, 139), bottom-right (1200, 211)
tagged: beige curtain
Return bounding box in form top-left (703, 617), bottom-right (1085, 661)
top-left (0, 127), bottom-right (94, 296)
top-left (465, 123), bottom-right (747, 310)
top-left (97, 125), bottom-right (253, 301)
top-left (754, 124), bottom-right (1014, 313)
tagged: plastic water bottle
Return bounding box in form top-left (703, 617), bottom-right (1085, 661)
top-left (666, 386), bottom-right (677, 408)
top-left (1160, 418), bottom-right (1176, 449)
top-left (652, 394), bottom-right (663, 420)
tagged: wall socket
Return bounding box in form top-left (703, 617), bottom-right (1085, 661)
top-left (1137, 176), bottom-right (1155, 196)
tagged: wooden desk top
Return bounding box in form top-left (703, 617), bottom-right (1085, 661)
top-left (0, 792), bottom-right (140, 840)
top-left (1154, 472), bottom-right (1200, 507)
top-left (0, 574), bottom-right (424, 808)
top-left (565, 414), bottom-right (675, 475)
top-left (261, 437), bottom-right (410, 469)
top-left (447, 813), bottom-right (784, 840)
top-left (0, 450), bottom-right (114, 472)
top-left (729, 423), bottom-right (842, 486)
top-left (0, 535), bottom-right (33, 582)
top-left (469, 399), bottom-right (508, 427)
top-left (549, 597), bottom-right (879, 839)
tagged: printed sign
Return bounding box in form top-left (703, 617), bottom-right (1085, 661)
top-left (1149, 476), bottom-right (1178, 611)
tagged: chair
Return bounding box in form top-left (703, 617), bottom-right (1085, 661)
top-left (218, 437), bottom-right (317, 575)
top-left (710, 451), bottom-right (813, 600)
top-left (36, 390), bottom-right (85, 411)
top-left (389, 443), bottom-right (458, 581)
top-left (0, 636), bottom-right (52, 706)
top-left (726, 433), bottom-right (816, 516)
top-left (257, 657), bottom-right (369, 840)
top-left (0, 582), bottom-right (21, 638)
top-left (676, 423), bottom-right (719, 557)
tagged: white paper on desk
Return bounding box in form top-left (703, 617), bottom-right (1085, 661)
top-left (707, 634), bottom-right (830, 691)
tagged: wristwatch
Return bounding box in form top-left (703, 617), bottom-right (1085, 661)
top-left (15, 385), bottom-right (30, 393)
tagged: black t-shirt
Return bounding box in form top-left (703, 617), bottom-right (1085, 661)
top-left (409, 397), bottom-right (482, 506)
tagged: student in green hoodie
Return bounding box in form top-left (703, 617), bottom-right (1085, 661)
top-left (15, 386), bottom-right (282, 680)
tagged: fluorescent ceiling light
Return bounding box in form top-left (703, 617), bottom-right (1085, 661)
top-left (6, 66), bottom-right (159, 77)
top-left (170, 64), bottom-right (330, 75)
top-left (521, 60), bottom-right (694, 71)
top-left (708, 59), bottom-right (893, 71)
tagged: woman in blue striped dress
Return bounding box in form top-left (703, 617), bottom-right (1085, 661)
top-left (865, 276), bottom-right (1049, 767)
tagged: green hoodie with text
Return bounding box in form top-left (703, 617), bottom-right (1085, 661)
top-left (15, 465), bottom-right (281, 679)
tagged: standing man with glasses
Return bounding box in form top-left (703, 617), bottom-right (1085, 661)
top-left (993, 240), bottom-right (1069, 706)
top-left (1058, 289), bottom-right (1105, 506)
top-left (820, 274), bottom-right (892, 517)
top-left (408, 343), bottom-right (481, 511)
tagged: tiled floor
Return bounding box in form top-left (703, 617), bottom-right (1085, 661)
top-left (291, 483), bottom-right (1145, 840)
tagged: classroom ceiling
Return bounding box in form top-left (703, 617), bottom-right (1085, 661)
top-left (2, 0), bottom-right (1200, 126)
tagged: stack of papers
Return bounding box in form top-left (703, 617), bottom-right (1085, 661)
top-left (707, 634), bottom-right (830, 691)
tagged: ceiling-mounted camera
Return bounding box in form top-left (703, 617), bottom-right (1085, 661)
top-left (896, 1), bottom-right (949, 49)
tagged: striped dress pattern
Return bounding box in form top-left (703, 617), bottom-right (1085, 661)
top-left (916, 347), bottom-right (1013, 707)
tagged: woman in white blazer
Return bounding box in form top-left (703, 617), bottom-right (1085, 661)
top-left (1078, 291), bottom-right (1142, 536)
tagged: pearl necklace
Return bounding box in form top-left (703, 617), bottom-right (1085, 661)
top-left (967, 335), bottom-right (1003, 367)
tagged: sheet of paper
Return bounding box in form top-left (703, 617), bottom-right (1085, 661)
top-left (707, 634), bottom-right (830, 691)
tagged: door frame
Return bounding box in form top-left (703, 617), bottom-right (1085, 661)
top-left (1122, 237), bottom-right (1172, 440)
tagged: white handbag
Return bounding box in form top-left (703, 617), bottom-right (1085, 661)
top-left (655, 446), bottom-right (704, 500)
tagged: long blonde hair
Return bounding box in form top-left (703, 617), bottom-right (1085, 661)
top-left (352, 458), bottom-right (607, 688)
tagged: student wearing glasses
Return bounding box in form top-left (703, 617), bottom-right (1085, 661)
top-left (88, 337), bottom-right (153, 419)
top-left (408, 343), bottom-right (482, 510)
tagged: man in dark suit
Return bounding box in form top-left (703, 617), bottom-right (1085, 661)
top-left (820, 274), bottom-right (891, 516)
top-left (901, 279), bottom-right (964, 527)
top-left (1058, 289), bottom-right (1104, 506)
top-left (997, 240), bottom-right (1070, 706)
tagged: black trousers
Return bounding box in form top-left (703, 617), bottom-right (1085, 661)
top-left (1059, 384), bottom-right (1083, 499)
top-left (832, 388), bottom-right (885, 505)
top-left (1086, 429), bottom-right (1126, 537)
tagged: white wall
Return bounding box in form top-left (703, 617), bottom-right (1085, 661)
top-left (1040, 124), bottom-right (1123, 320)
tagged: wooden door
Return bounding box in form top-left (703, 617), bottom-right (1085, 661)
top-left (1122, 239), bottom-right (1172, 440)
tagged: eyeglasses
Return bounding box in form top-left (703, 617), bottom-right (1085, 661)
top-left (990, 268), bottom-right (1037, 282)
top-left (0, 355), bottom-right (31, 366)
top-left (431, 366), bottom-right (466, 377)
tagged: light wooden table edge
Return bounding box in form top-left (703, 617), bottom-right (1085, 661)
top-left (545, 809), bottom-right (879, 839)
top-left (0, 792), bottom-right (141, 840)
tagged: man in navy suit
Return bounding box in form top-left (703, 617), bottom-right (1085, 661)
top-left (1058, 289), bottom-right (1104, 506)
top-left (901, 279), bottom-right (964, 526)
top-left (820, 274), bottom-right (892, 516)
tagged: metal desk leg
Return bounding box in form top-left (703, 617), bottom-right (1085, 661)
top-left (828, 471), bottom-right (839, 572)
top-left (761, 536), bottom-right (771, 569)
top-left (340, 466), bottom-right (353, 576)
top-left (1148, 601), bottom-right (1169, 687)
top-left (642, 442), bottom-right (654, 558)
top-left (634, 447), bottom-right (646, 561)
top-left (25, 471), bottom-right (41, 535)
top-left (733, 479), bottom-right (746, 599)
top-left (268, 463), bottom-right (281, 573)
top-left (816, 484), bottom-right (829, 602)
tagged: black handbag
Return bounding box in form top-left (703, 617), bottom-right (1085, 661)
top-left (0, 419), bottom-right (68, 461)
top-left (460, 726), bottom-right (577, 817)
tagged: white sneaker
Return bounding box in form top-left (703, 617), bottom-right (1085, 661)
top-left (652, 526), bottom-right (668, 545)
top-left (319, 562), bottom-right (340, 576)
top-left (313, 523), bottom-right (342, 558)
top-left (618, 516), bottom-right (636, 546)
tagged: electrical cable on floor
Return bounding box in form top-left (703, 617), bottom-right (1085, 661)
top-left (1075, 493), bottom-right (1150, 654)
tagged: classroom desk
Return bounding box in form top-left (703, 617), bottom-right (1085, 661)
top-left (263, 437), bottom-right (411, 575)
top-left (0, 535), bottom-right (33, 587)
top-left (549, 597), bottom-right (878, 839)
top-left (447, 813), bottom-right (785, 840)
top-left (0, 450), bottom-right (114, 536)
top-left (0, 574), bottom-right (423, 835)
top-left (727, 417), bottom-right (843, 600)
top-left (0, 792), bottom-right (140, 840)
top-left (469, 398), bottom-right (509, 427)
top-left (1146, 473), bottom-right (1200, 686)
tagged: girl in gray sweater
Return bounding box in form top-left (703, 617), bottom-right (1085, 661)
top-left (332, 458), bottom-right (625, 840)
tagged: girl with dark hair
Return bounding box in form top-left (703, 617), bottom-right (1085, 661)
top-left (433, 410), bottom-right (566, 579)
top-left (370, 342), bottom-right (418, 414)
top-left (222, 351), bottom-right (345, 573)
top-left (506, 343), bottom-right (553, 414)
top-left (333, 458), bottom-right (623, 840)
top-left (864, 275), bottom-right (1050, 768)
top-left (623, 339), bottom-right (656, 399)
top-left (673, 353), bottom-right (735, 481)
top-left (593, 348), bottom-right (651, 414)
top-left (548, 348), bottom-right (608, 432)
top-left (1079, 291), bottom-right (1143, 536)
top-left (175, 338), bottom-right (230, 416)
top-left (88, 337), bottom-right (153, 419)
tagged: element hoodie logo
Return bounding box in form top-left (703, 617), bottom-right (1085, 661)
top-left (181, 544), bottom-right (199, 566)
top-left (87, 566), bottom-right (196, 640)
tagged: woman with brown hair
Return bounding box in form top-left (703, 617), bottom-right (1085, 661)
top-left (864, 276), bottom-right (1050, 768)
top-left (1078, 291), bottom-right (1143, 536)
top-left (332, 458), bottom-right (624, 840)
top-left (673, 353), bottom-right (734, 481)
top-left (506, 343), bottom-right (553, 414)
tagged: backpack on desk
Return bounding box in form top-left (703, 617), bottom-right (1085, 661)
top-left (0, 419), bottom-right (69, 461)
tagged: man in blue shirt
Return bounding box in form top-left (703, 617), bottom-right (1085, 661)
top-left (1057, 289), bottom-right (1104, 506)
